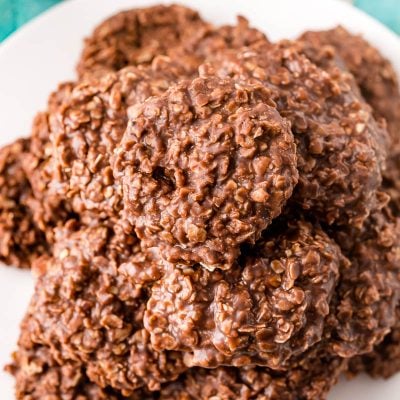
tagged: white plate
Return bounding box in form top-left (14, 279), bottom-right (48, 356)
top-left (0, 0), bottom-right (399, 398)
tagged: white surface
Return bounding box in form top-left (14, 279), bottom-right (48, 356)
top-left (0, 0), bottom-right (399, 398)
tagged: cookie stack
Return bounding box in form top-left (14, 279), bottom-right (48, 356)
top-left (1, 5), bottom-right (400, 399)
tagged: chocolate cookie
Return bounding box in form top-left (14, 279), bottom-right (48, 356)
top-left (19, 222), bottom-right (185, 395)
top-left (145, 219), bottom-right (342, 369)
top-left (207, 41), bottom-right (387, 228)
top-left (76, 5), bottom-right (207, 78)
top-left (76, 4), bottom-right (268, 79)
top-left (329, 198), bottom-right (400, 357)
top-left (0, 139), bottom-right (47, 268)
top-left (159, 352), bottom-right (347, 400)
top-left (26, 57), bottom-right (186, 233)
top-left (300, 26), bottom-right (400, 140)
top-left (349, 306), bottom-right (400, 380)
top-left (113, 75), bottom-right (298, 270)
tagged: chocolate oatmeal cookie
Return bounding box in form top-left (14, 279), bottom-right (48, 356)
top-left (300, 26), bottom-right (400, 140)
top-left (208, 41), bottom-right (387, 228)
top-left (8, 325), bottom-right (139, 400)
top-left (159, 352), bottom-right (347, 400)
top-left (29, 58), bottom-right (185, 230)
top-left (23, 101), bottom-right (75, 244)
top-left (9, 334), bottom-right (345, 400)
top-left (329, 199), bottom-right (400, 358)
top-left (341, 203), bottom-right (400, 378)
top-left (144, 219), bottom-right (342, 369)
top-left (349, 306), bottom-right (400, 380)
top-left (299, 28), bottom-right (400, 218)
top-left (76, 5), bottom-right (208, 78)
top-left (0, 139), bottom-right (47, 268)
top-left (298, 30), bottom-right (400, 371)
top-left (76, 4), bottom-right (268, 79)
top-left (166, 16), bottom-right (269, 76)
top-left (20, 222), bottom-right (185, 396)
top-left (113, 75), bottom-right (298, 270)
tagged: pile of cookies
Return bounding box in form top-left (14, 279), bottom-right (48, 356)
top-left (1, 5), bottom-right (400, 399)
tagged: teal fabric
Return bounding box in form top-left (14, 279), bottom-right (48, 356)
top-left (0, 0), bottom-right (399, 42)
top-left (355, 0), bottom-right (400, 35)
top-left (0, 0), bottom-right (61, 41)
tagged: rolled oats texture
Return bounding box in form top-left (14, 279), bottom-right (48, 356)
top-left (348, 306), bottom-right (400, 379)
top-left (158, 351), bottom-right (347, 400)
top-left (9, 332), bottom-right (346, 400)
top-left (207, 41), bottom-right (387, 228)
top-left (144, 218), bottom-right (342, 369)
top-left (113, 74), bottom-right (298, 270)
top-left (328, 199), bottom-right (400, 358)
top-left (49, 60), bottom-right (186, 221)
top-left (0, 138), bottom-right (48, 268)
top-left (76, 4), bottom-right (208, 78)
top-left (76, 4), bottom-right (268, 79)
top-left (300, 26), bottom-right (400, 140)
top-left (299, 27), bottom-right (400, 219)
top-left (4, 4), bottom-right (400, 400)
top-left (18, 222), bottom-right (185, 396)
